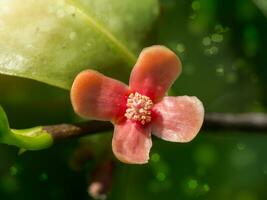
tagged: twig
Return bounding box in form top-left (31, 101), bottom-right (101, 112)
top-left (203, 113), bottom-right (267, 132)
top-left (43, 113), bottom-right (267, 142)
top-left (43, 121), bottom-right (113, 142)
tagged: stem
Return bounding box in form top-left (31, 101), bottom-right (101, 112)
top-left (43, 121), bottom-right (113, 142)
top-left (2, 112), bottom-right (267, 151)
top-left (203, 113), bottom-right (267, 132)
top-left (44, 113), bottom-right (267, 142)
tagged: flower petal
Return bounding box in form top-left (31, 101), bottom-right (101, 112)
top-left (129, 45), bottom-right (182, 102)
top-left (112, 120), bottom-right (152, 164)
top-left (152, 96), bottom-right (204, 142)
top-left (71, 70), bottom-right (129, 121)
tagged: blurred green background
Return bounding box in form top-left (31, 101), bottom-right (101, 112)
top-left (1, 0), bottom-right (267, 199)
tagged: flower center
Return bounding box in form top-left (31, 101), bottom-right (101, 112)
top-left (124, 92), bottom-right (154, 125)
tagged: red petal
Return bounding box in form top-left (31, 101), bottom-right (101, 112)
top-left (112, 120), bottom-right (152, 164)
top-left (152, 96), bottom-right (204, 142)
top-left (71, 70), bottom-right (129, 121)
top-left (129, 46), bottom-right (181, 102)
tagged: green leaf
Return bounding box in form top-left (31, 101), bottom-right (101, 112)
top-left (253, 0), bottom-right (267, 17)
top-left (0, 0), bottom-right (159, 89)
top-left (0, 105), bottom-right (53, 150)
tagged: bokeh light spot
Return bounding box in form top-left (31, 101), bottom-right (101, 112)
top-left (237, 142), bottom-right (246, 151)
top-left (202, 37), bottom-right (211, 46)
top-left (192, 1), bottom-right (201, 11)
top-left (205, 46), bottom-right (219, 55)
top-left (39, 173), bottom-right (48, 182)
top-left (176, 43), bottom-right (185, 53)
top-left (188, 179), bottom-right (198, 190)
top-left (156, 172), bottom-right (166, 182)
top-left (203, 184), bottom-right (210, 192)
top-left (151, 153), bottom-right (160, 162)
top-left (226, 73), bottom-right (238, 84)
top-left (211, 34), bottom-right (223, 43)
top-left (216, 65), bottom-right (224, 76)
top-left (194, 144), bottom-right (217, 168)
top-left (9, 166), bottom-right (18, 176)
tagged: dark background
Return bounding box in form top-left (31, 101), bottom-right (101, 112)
top-left (1, 0), bottom-right (267, 199)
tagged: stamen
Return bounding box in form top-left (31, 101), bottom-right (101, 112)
top-left (124, 92), bottom-right (153, 125)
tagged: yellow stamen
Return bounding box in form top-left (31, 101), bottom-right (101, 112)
top-left (124, 92), bottom-right (153, 125)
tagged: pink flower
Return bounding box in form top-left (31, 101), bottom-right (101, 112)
top-left (71, 45), bottom-right (204, 164)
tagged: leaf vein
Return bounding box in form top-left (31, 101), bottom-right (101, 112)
top-left (65, 0), bottom-right (137, 66)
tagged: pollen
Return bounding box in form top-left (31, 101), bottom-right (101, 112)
top-left (124, 92), bottom-right (154, 125)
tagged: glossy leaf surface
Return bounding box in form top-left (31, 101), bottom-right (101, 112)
top-left (0, 0), bottom-right (159, 89)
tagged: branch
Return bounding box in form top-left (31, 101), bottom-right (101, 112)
top-left (203, 113), bottom-right (267, 132)
top-left (43, 121), bottom-right (113, 142)
top-left (2, 111), bottom-right (267, 151)
top-left (44, 113), bottom-right (267, 143)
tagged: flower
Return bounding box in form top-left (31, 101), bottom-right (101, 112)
top-left (71, 45), bottom-right (204, 164)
